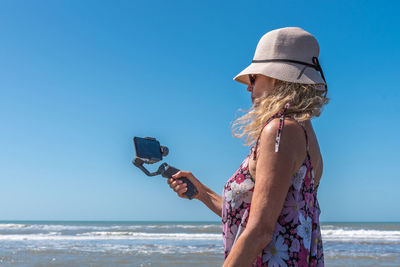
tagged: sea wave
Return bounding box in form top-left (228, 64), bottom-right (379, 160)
top-left (26, 243), bottom-right (224, 255)
top-left (0, 223), bottom-right (399, 243)
top-left (321, 229), bottom-right (400, 242)
top-left (0, 223), bottom-right (220, 232)
top-left (0, 232), bottom-right (222, 241)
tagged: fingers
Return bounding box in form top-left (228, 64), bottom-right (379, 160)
top-left (167, 177), bottom-right (187, 197)
top-left (174, 182), bottom-right (187, 192)
top-left (171, 172), bottom-right (180, 178)
top-left (168, 179), bottom-right (182, 188)
top-left (168, 171), bottom-right (193, 199)
top-left (172, 171), bottom-right (192, 179)
top-left (177, 186), bottom-right (188, 197)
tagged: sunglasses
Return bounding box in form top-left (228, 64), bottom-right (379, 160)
top-left (249, 74), bottom-right (256, 87)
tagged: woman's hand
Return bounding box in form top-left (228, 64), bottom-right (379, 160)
top-left (168, 171), bottom-right (223, 217)
top-left (167, 171), bottom-right (204, 200)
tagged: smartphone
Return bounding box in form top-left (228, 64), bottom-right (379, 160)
top-left (133, 137), bottom-right (163, 163)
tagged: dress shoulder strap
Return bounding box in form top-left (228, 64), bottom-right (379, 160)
top-left (297, 120), bottom-right (311, 165)
top-left (252, 103), bottom-right (291, 160)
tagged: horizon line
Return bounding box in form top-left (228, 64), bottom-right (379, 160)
top-left (0, 220), bottom-right (399, 223)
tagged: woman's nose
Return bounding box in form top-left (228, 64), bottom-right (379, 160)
top-left (247, 85), bottom-right (252, 92)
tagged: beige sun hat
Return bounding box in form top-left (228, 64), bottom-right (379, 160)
top-left (233, 27), bottom-right (328, 97)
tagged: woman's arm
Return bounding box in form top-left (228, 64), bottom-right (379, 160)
top-left (197, 183), bottom-right (223, 218)
top-left (222, 119), bottom-right (300, 266)
top-left (169, 171), bottom-right (223, 218)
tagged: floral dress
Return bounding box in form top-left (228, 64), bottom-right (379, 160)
top-left (222, 103), bottom-right (324, 266)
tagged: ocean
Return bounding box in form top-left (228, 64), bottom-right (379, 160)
top-left (0, 221), bottom-right (398, 266)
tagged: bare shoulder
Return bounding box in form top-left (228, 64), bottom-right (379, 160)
top-left (263, 117), bottom-right (305, 137)
top-left (257, 117), bottom-right (307, 175)
top-left (260, 117), bottom-right (306, 148)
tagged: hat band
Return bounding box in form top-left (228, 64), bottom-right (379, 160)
top-left (251, 57), bottom-right (328, 98)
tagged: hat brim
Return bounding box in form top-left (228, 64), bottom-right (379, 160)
top-left (233, 61), bottom-right (326, 86)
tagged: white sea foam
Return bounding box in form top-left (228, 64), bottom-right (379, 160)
top-left (0, 224), bottom-right (112, 231)
top-left (0, 232), bottom-right (222, 241)
top-left (0, 223), bottom-right (220, 231)
top-left (1, 229), bottom-right (398, 242)
top-left (131, 244), bottom-right (222, 255)
top-left (78, 232), bottom-right (222, 240)
top-left (0, 223), bottom-right (399, 243)
top-left (30, 243), bottom-right (223, 255)
top-left (321, 229), bottom-right (400, 242)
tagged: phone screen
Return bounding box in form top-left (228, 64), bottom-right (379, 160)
top-left (134, 137), bottom-right (162, 161)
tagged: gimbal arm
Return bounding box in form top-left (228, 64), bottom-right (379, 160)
top-left (132, 158), bottom-right (161, 176)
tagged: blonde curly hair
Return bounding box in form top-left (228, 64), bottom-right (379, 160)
top-left (231, 79), bottom-right (330, 147)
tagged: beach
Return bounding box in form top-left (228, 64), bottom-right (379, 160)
top-left (0, 221), bottom-right (398, 266)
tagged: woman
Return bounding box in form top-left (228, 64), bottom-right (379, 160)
top-left (168, 27), bottom-right (329, 266)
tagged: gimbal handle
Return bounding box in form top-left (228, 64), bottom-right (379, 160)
top-left (158, 163), bottom-right (198, 200)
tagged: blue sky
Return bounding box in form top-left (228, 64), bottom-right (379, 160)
top-left (0, 0), bottom-right (399, 222)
